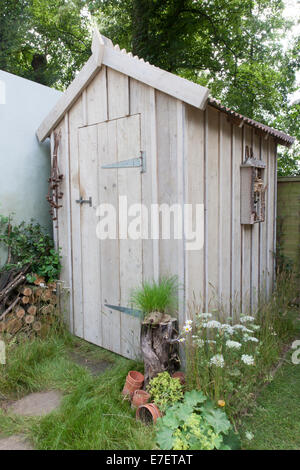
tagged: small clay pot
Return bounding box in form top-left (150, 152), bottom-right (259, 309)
top-left (136, 403), bottom-right (162, 424)
top-left (131, 390), bottom-right (150, 409)
top-left (122, 370), bottom-right (144, 397)
top-left (127, 370), bottom-right (144, 386)
top-left (172, 371), bottom-right (185, 385)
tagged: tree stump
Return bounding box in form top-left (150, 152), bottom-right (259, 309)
top-left (141, 316), bottom-right (180, 387)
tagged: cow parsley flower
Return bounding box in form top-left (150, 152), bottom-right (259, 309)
top-left (240, 315), bottom-right (255, 323)
top-left (241, 354), bottom-right (255, 366)
top-left (210, 354), bottom-right (225, 368)
top-left (203, 320), bottom-right (222, 329)
top-left (233, 325), bottom-right (254, 334)
top-left (220, 324), bottom-right (234, 335)
top-left (226, 340), bottom-right (242, 349)
top-left (246, 336), bottom-right (259, 343)
top-left (245, 431), bottom-right (254, 441)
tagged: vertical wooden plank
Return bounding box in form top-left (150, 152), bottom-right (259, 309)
top-left (117, 114), bottom-right (142, 359)
top-left (273, 143), bottom-right (278, 287)
top-left (251, 131), bottom-right (260, 310)
top-left (50, 131), bottom-right (58, 249)
top-left (86, 67), bottom-right (108, 125)
top-left (219, 114), bottom-right (232, 315)
top-left (260, 137), bottom-right (269, 299)
top-left (150, 89), bottom-right (159, 283)
top-left (204, 109), bottom-right (208, 311)
top-left (107, 69), bottom-right (129, 120)
top-left (156, 92), bottom-right (179, 282)
top-left (56, 115), bottom-right (73, 329)
top-left (82, 89), bottom-right (87, 126)
top-left (231, 125), bottom-right (242, 320)
top-left (176, 100), bottom-right (185, 325)
top-left (185, 105), bottom-right (205, 309)
top-left (69, 97), bottom-right (84, 337)
top-left (267, 138), bottom-right (276, 294)
top-left (129, 79), bottom-right (159, 282)
top-left (78, 125), bottom-right (102, 345)
top-left (98, 119), bottom-right (121, 355)
top-left (241, 125), bottom-right (252, 313)
top-left (206, 106), bottom-right (219, 307)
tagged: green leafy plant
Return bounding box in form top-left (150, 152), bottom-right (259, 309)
top-left (131, 276), bottom-right (178, 318)
top-left (0, 215), bottom-right (61, 282)
top-left (156, 390), bottom-right (240, 450)
top-left (147, 372), bottom-right (183, 413)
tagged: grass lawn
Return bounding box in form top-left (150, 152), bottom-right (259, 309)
top-left (0, 333), bottom-right (156, 450)
top-left (240, 348), bottom-right (300, 450)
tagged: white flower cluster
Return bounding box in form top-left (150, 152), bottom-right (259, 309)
top-left (241, 354), bottom-right (255, 365)
top-left (233, 324), bottom-right (254, 334)
top-left (202, 320), bottom-right (222, 329)
top-left (243, 335), bottom-right (259, 343)
top-left (240, 315), bottom-right (255, 323)
top-left (220, 324), bottom-right (234, 335)
top-left (226, 340), bottom-right (242, 349)
top-left (210, 354), bottom-right (225, 368)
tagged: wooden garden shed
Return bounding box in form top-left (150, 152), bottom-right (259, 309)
top-left (36, 30), bottom-right (294, 360)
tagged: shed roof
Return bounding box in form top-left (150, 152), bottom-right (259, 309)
top-left (36, 29), bottom-right (294, 147)
top-left (208, 98), bottom-right (294, 147)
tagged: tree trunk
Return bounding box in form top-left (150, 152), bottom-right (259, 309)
top-left (140, 318), bottom-right (180, 387)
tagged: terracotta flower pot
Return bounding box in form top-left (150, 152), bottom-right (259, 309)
top-left (122, 370), bottom-right (144, 397)
top-left (172, 371), bottom-right (185, 385)
top-left (127, 370), bottom-right (144, 386)
top-left (131, 390), bottom-right (150, 409)
top-left (136, 403), bottom-right (162, 424)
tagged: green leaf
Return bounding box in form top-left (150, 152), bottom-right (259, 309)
top-left (203, 407), bottom-right (231, 434)
top-left (222, 429), bottom-right (241, 450)
top-left (160, 412), bottom-right (179, 430)
top-left (184, 390), bottom-right (207, 407)
top-left (175, 402), bottom-right (194, 422)
top-left (156, 427), bottom-right (174, 450)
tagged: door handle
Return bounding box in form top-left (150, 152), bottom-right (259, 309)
top-left (76, 196), bottom-right (92, 206)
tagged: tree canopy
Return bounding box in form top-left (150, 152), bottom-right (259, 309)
top-left (0, 0), bottom-right (299, 174)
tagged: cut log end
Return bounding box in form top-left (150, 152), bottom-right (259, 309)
top-left (25, 314), bottom-right (34, 325)
top-left (27, 305), bottom-right (37, 316)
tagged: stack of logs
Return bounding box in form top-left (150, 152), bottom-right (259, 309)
top-left (0, 270), bottom-right (58, 339)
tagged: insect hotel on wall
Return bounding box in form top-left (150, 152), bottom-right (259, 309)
top-left (36, 30), bottom-right (294, 360)
top-left (241, 146), bottom-right (266, 225)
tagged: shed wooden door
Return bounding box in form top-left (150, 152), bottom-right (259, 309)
top-left (74, 114), bottom-right (142, 359)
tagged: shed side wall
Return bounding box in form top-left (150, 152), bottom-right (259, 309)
top-left (185, 104), bottom-right (277, 317)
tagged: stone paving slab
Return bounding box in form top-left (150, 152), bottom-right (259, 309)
top-left (69, 351), bottom-right (111, 376)
top-left (0, 435), bottom-right (34, 450)
top-left (8, 390), bottom-right (62, 417)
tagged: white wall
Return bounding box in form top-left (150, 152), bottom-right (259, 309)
top-left (0, 70), bottom-right (62, 266)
